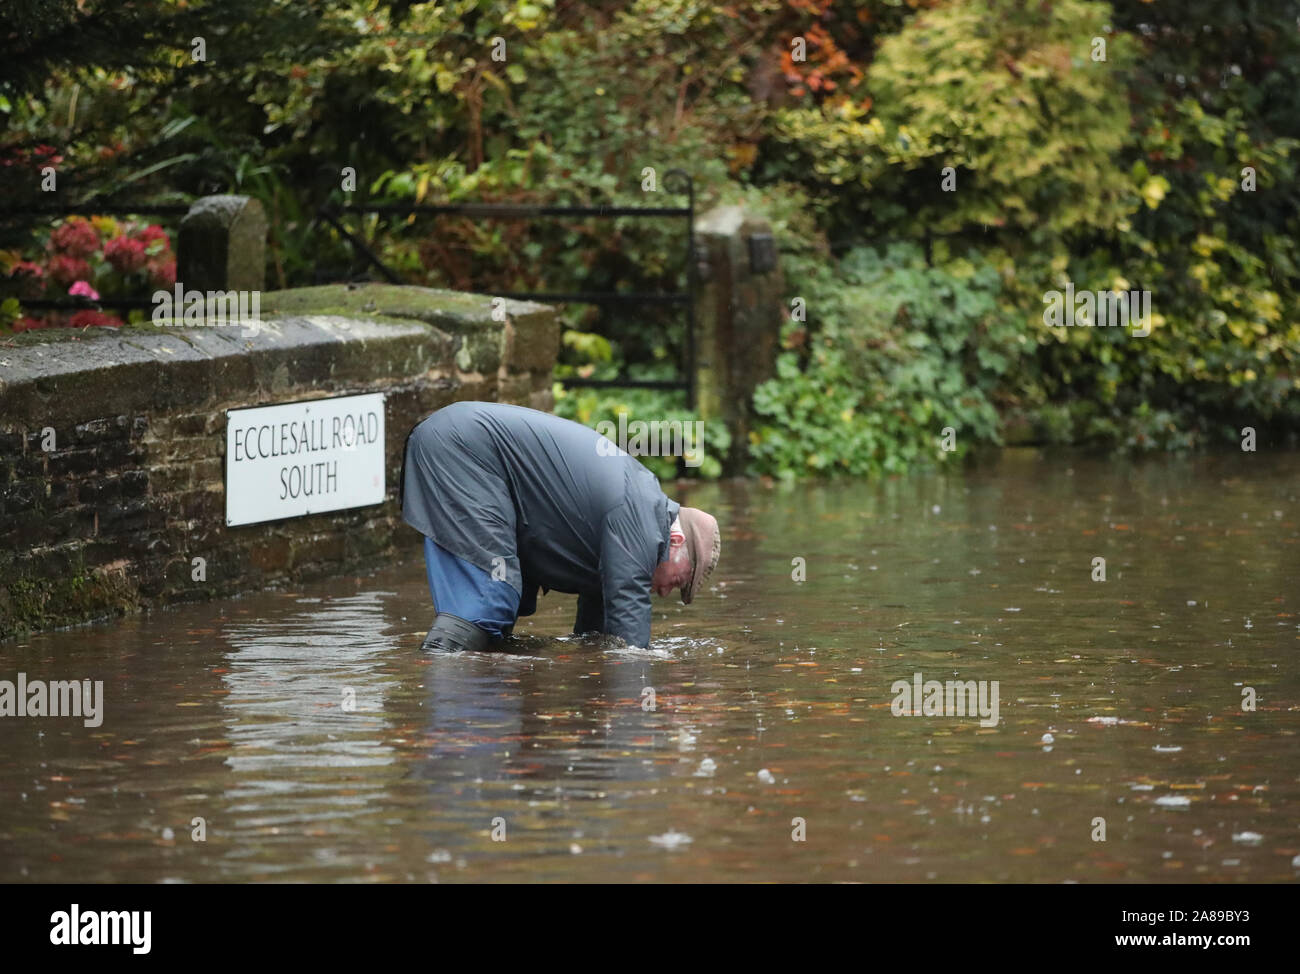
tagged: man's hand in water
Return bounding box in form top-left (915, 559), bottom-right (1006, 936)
top-left (571, 631), bottom-right (635, 651)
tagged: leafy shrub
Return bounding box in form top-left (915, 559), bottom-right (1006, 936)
top-left (750, 243), bottom-right (1014, 478)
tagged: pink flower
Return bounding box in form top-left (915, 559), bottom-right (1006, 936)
top-left (48, 217), bottom-right (100, 258)
top-left (47, 254), bottom-right (93, 287)
top-left (104, 235), bottom-right (147, 274)
top-left (147, 258), bottom-right (177, 289)
top-left (137, 224), bottom-right (171, 249)
top-left (0, 144), bottom-right (63, 172)
top-left (68, 280), bottom-right (100, 300)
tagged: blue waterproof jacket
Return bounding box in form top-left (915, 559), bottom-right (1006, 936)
top-left (401, 402), bottom-right (678, 648)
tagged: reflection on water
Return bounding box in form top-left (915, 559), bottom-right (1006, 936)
top-left (1, 449), bottom-right (1297, 882)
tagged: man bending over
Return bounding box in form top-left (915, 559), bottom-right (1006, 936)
top-left (401, 401), bottom-right (721, 652)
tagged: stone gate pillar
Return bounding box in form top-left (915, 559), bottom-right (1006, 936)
top-left (177, 195), bottom-right (268, 292)
top-left (693, 205), bottom-right (783, 475)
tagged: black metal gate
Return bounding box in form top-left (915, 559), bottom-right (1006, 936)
top-left (318, 169), bottom-right (697, 408)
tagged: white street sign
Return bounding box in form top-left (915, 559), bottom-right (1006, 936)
top-left (225, 393), bottom-right (385, 526)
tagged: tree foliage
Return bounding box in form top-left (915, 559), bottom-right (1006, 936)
top-left (2, 0), bottom-right (1297, 476)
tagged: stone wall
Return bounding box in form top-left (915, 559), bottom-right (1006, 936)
top-left (0, 283), bottom-right (558, 639)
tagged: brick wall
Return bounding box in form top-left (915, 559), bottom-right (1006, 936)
top-left (0, 283), bottom-right (558, 639)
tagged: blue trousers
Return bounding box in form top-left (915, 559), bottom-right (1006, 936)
top-left (422, 536), bottom-right (521, 638)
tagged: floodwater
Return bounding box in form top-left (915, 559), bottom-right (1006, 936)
top-left (2, 449), bottom-right (1297, 883)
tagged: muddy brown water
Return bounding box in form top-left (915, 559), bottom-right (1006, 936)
top-left (2, 449), bottom-right (1297, 882)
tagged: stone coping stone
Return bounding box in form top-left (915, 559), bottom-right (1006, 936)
top-left (1, 283), bottom-right (557, 427)
top-left (0, 313), bottom-right (444, 428)
top-left (259, 282), bottom-right (551, 331)
top-left (261, 283), bottom-right (554, 376)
